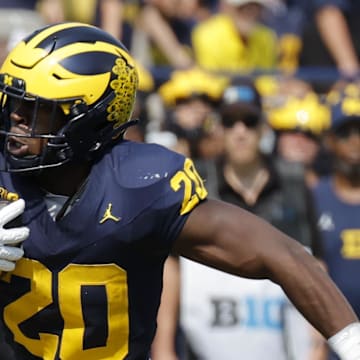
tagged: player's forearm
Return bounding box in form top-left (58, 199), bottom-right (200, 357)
top-left (267, 240), bottom-right (358, 339)
top-left (176, 200), bottom-right (359, 338)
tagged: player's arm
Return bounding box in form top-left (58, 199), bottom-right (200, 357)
top-left (173, 199), bottom-right (359, 358)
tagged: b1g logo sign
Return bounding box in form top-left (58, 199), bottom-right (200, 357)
top-left (210, 296), bottom-right (285, 329)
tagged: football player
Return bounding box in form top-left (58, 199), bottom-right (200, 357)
top-left (0, 22), bottom-right (358, 360)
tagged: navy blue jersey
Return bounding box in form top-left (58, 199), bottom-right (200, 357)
top-left (0, 141), bottom-right (207, 359)
top-left (311, 177), bottom-right (360, 317)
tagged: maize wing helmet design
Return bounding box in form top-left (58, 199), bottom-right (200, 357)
top-left (0, 22), bottom-right (138, 172)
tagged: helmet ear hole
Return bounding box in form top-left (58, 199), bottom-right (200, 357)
top-left (62, 112), bottom-right (97, 160)
top-left (70, 102), bottom-right (88, 118)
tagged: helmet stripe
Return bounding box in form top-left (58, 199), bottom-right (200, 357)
top-left (24, 23), bottom-right (128, 53)
top-left (60, 52), bottom-right (118, 75)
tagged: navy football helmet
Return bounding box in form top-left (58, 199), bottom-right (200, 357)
top-left (0, 22), bottom-right (138, 172)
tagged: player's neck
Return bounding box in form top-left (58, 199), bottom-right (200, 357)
top-left (35, 162), bottom-right (91, 197)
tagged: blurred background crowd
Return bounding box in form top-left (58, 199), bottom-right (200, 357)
top-left (1, 1), bottom-right (360, 360)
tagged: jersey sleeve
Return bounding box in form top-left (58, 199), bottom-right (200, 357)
top-left (150, 154), bottom-right (208, 249)
top-left (113, 142), bottom-right (208, 250)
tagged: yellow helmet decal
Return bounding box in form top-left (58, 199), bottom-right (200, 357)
top-left (107, 57), bottom-right (138, 128)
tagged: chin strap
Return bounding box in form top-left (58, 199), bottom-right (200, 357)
top-left (55, 177), bottom-right (88, 221)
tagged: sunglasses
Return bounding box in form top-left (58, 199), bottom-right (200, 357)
top-left (222, 114), bottom-right (260, 129)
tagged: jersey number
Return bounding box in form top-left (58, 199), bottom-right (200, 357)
top-left (170, 158), bottom-right (207, 215)
top-left (2, 258), bottom-right (129, 360)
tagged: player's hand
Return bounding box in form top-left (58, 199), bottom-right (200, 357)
top-left (0, 199), bottom-right (29, 272)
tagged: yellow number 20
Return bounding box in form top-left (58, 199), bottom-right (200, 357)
top-left (3, 258), bottom-right (129, 360)
top-left (170, 158), bottom-right (208, 215)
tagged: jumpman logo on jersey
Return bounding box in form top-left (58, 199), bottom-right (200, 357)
top-left (99, 203), bottom-right (121, 224)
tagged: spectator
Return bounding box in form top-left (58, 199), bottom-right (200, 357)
top-left (151, 255), bottom-right (182, 360)
top-left (154, 67), bottom-right (229, 162)
top-left (262, 0), bottom-right (305, 73)
top-left (191, 0), bottom-right (278, 73)
top-left (254, 74), bottom-right (315, 113)
top-left (179, 80), bottom-right (324, 359)
top-left (300, 0), bottom-right (360, 79)
top-left (267, 92), bottom-right (331, 187)
top-left (150, 67), bottom-right (228, 359)
top-left (195, 0), bottom-right (219, 20)
top-left (133, 0), bottom-right (197, 68)
top-left (311, 91), bottom-right (360, 360)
